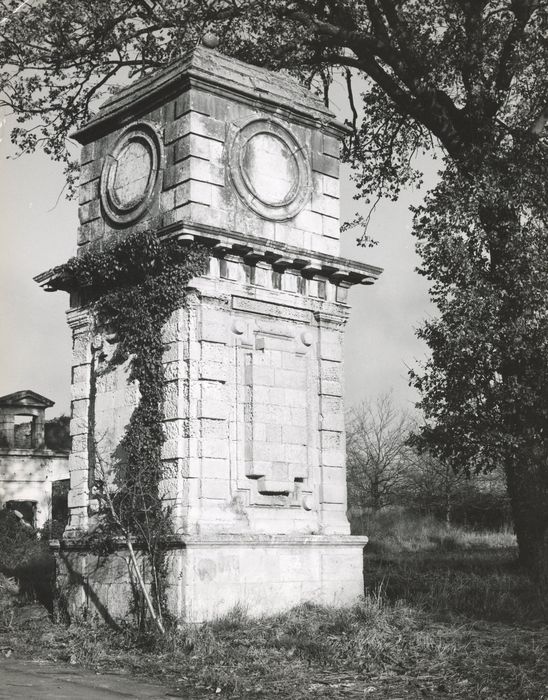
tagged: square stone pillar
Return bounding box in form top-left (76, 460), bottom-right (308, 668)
top-left (36, 45), bottom-right (382, 623)
top-left (0, 411), bottom-right (15, 447)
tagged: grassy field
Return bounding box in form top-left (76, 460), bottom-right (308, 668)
top-left (1, 513), bottom-right (547, 699)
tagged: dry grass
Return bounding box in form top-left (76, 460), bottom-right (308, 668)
top-left (1, 513), bottom-right (547, 698)
top-left (2, 591), bottom-right (546, 698)
top-left (363, 506), bottom-right (516, 553)
top-left (362, 507), bottom-right (545, 625)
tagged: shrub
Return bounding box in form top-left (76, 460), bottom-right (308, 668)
top-left (0, 509), bottom-right (55, 611)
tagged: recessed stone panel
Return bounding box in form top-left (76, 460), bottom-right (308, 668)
top-left (227, 117), bottom-right (312, 221)
top-left (99, 122), bottom-right (163, 226)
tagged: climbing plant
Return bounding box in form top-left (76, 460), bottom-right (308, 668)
top-left (57, 230), bottom-right (209, 630)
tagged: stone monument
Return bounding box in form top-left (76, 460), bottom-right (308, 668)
top-left (36, 46), bottom-right (382, 622)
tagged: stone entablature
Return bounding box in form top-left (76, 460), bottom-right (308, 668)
top-left (36, 227), bottom-right (380, 297)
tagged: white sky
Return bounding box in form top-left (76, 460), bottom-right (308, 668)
top-left (0, 91), bottom-right (437, 418)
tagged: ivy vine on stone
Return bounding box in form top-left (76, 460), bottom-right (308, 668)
top-left (57, 230), bottom-right (209, 628)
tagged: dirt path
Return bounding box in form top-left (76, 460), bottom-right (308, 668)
top-left (0, 658), bottom-right (188, 699)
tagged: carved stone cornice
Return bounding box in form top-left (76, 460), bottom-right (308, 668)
top-left (35, 225), bottom-right (382, 294)
top-left (314, 310), bottom-right (349, 328)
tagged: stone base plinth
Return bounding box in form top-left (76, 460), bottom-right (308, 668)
top-left (53, 535), bottom-right (368, 624)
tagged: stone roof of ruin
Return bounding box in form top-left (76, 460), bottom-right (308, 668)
top-left (0, 390), bottom-right (55, 409)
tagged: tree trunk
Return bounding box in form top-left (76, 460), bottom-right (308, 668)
top-left (371, 478), bottom-right (381, 511)
top-left (444, 494), bottom-right (452, 527)
top-left (126, 537), bottom-right (165, 635)
top-left (505, 455), bottom-right (548, 591)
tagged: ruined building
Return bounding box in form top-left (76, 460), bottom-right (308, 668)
top-left (0, 390), bottom-right (69, 529)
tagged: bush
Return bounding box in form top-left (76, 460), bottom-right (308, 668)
top-left (0, 510), bottom-right (55, 611)
top-left (413, 488), bottom-right (512, 530)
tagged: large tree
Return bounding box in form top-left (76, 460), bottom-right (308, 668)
top-left (1, 1), bottom-right (547, 581)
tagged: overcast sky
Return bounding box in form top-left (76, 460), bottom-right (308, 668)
top-left (0, 101), bottom-right (436, 418)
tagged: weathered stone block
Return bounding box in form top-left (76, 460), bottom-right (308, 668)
top-left (80, 142), bottom-right (96, 165)
top-left (311, 151), bottom-right (338, 177)
top-left (199, 458), bottom-right (227, 480)
top-left (320, 411), bottom-right (344, 432)
top-left (161, 438), bottom-right (180, 461)
top-left (320, 480), bottom-right (346, 504)
top-left (190, 112), bottom-right (226, 142)
top-left (164, 360), bottom-right (179, 381)
top-left (164, 418), bottom-right (187, 441)
top-left (294, 209), bottom-right (323, 233)
top-left (201, 479), bottom-right (230, 500)
top-left (165, 114), bottom-right (190, 144)
top-left (322, 215), bottom-right (340, 239)
top-left (77, 219), bottom-right (105, 246)
top-left (290, 407), bottom-right (307, 427)
top-left (265, 424), bottom-right (282, 443)
top-left (174, 92), bottom-right (191, 119)
top-left (69, 451), bottom-right (88, 472)
top-left (200, 309), bottom-right (228, 343)
top-left (159, 477), bottom-right (180, 500)
top-left (163, 161), bottom-right (189, 189)
top-left (282, 425), bottom-right (306, 445)
top-left (175, 180), bottom-right (212, 207)
top-left (67, 488), bottom-right (89, 508)
top-left (71, 381), bottom-right (90, 402)
top-left (163, 341), bottom-right (183, 364)
top-left (79, 179), bottom-right (100, 205)
top-left (285, 444), bottom-right (307, 463)
top-left (69, 415), bottom-right (87, 437)
top-left (71, 398), bottom-right (89, 420)
top-left (78, 199), bottom-right (101, 224)
top-left (161, 459), bottom-right (181, 479)
top-left (321, 380), bottom-right (343, 397)
top-left (198, 399), bottom-right (228, 420)
top-left (199, 361), bottom-right (227, 381)
top-left (322, 449), bottom-right (345, 467)
top-left (323, 134), bottom-right (340, 158)
top-left (80, 159), bottom-right (102, 185)
top-left (319, 339), bottom-right (343, 362)
top-left (253, 441), bottom-right (285, 462)
top-left (175, 133), bottom-right (212, 161)
top-left (187, 156), bottom-right (225, 186)
top-left (322, 430), bottom-right (343, 449)
top-left (200, 341), bottom-right (227, 363)
top-left (323, 174), bottom-right (339, 199)
top-left (69, 469), bottom-right (88, 491)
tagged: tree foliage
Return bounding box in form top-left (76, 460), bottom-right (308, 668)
top-left (2, 1), bottom-right (545, 198)
top-left (2, 1), bottom-right (548, 579)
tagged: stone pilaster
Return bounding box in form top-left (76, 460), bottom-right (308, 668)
top-left (65, 307), bottom-right (93, 536)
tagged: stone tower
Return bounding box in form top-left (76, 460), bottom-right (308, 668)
top-left (36, 47), bottom-right (382, 622)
